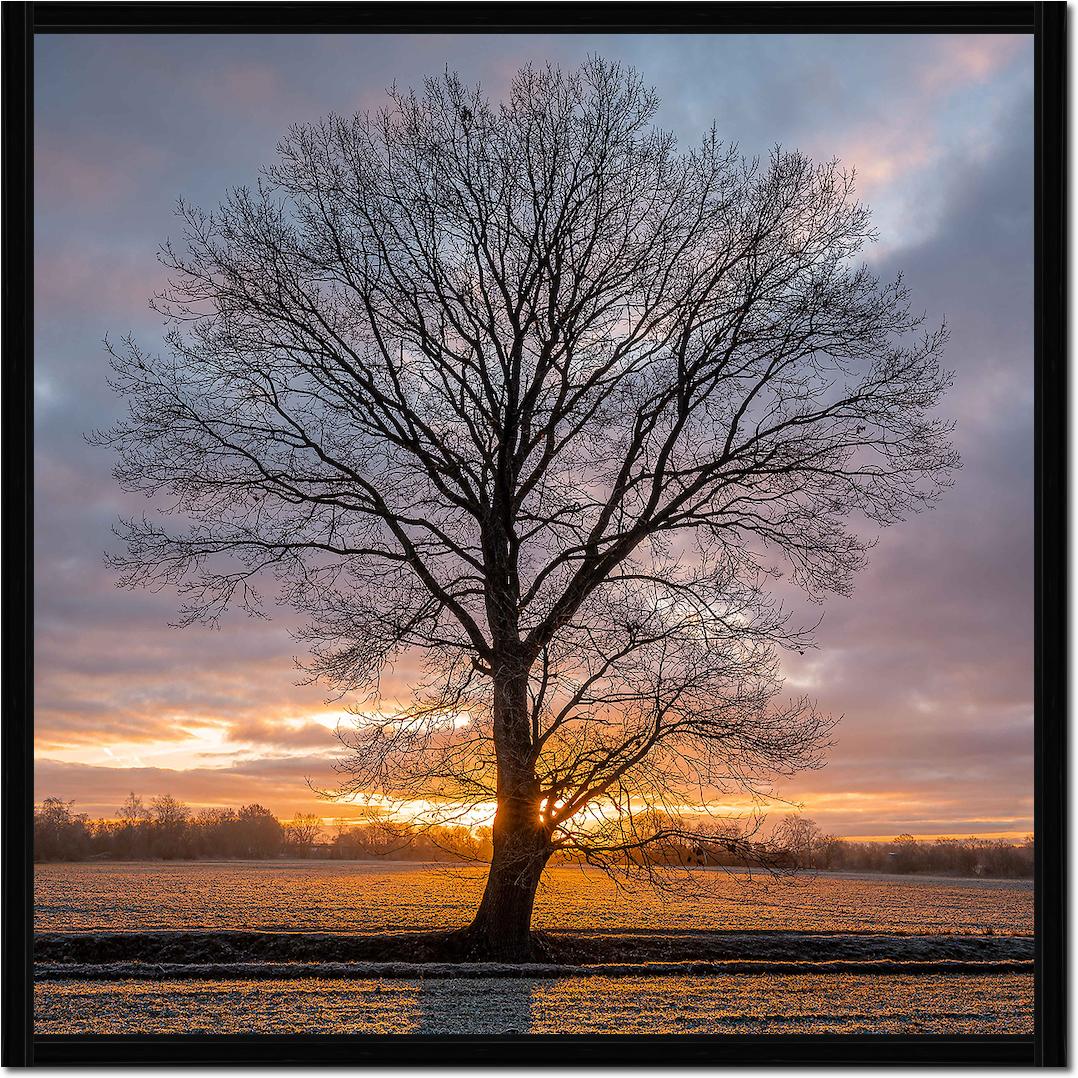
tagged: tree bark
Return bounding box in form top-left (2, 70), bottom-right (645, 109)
top-left (457, 815), bottom-right (549, 960)
top-left (454, 663), bottom-right (550, 961)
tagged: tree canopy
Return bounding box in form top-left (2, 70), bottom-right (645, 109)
top-left (97, 59), bottom-right (957, 952)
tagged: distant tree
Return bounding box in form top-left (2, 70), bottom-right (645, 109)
top-left (429, 823), bottom-right (487, 862)
top-left (34, 797), bottom-right (91, 861)
top-left (683, 818), bottom-right (759, 868)
top-left (234, 804), bottom-right (285, 858)
top-left (149, 795), bottom-right (191, 859)
top-left (771, 814), bottom-right (826, 869)
top-left (890, 833), bottom-right (922, 874)
top-left (114, 792), bottom-right (152, 858)
top-left (96, 59), bottom-right (957, 957)
top-left (191, 807), bottom-right (239, 857)
top-left (330, 821), bottom-right (371, 860)
top-left (119, 792), bottom-right (150, 826)
top-left (33, 795), bottom-right (1032, 877)
top-left (283, 812), bottom-right (324, 854)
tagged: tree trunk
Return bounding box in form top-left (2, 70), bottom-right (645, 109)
top-left (457, 819), bottom-right (549, 960)
top-left (453, 662), bottom-right (550, 961)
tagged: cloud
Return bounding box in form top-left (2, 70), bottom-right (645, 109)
top-left (917, 34), bottom-right (1027, 93)
top-left (35, 244), bottom-right (167, 321)
top-left (35, 131), bottom-right (167, 210)
top-left (35, 756), bottom-right (346, 820)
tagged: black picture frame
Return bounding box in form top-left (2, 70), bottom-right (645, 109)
top-left (2, 2), bottom-right (1065, 1066)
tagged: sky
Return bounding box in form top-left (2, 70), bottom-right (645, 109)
top-left (35, 33), bottom-right (1034, 839)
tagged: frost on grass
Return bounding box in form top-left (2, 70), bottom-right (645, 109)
top-left (33, 863), bottom-right (1035, 935)
top-left (34, 973), bottom-right (1035, 1036)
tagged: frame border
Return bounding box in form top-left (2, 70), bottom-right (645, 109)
top-left (2, 1), bottom-right (34, 1070)
top-left (1032, 0), bottom-right (1067, 1067)
top-left (4, 1), bottom-right (1065, 1067)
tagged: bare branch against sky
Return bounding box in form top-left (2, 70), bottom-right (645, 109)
top-left (91, 59), bottom-right (963, 955)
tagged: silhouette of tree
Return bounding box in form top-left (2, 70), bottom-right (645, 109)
top-left (116, 792), bottom-right (152, 857)
top-left (233, 803), bottom-right (285, 858)
top-left (95, 59), bottom-right (957, 958)
top-left (119, 792), bottom-right (150, 826)
top-left (36, 795), bottom-right (1030, 876)
top-left (149, 794), bottom-right (190, 859)
top-left (771, 814), bottom-right (826, 869)
top-left (284, 812), bottom-right (324, 854)
top-left (34, 798), bottom-right (91, 861)
top-left (190, 807), bottom-right (239, 857)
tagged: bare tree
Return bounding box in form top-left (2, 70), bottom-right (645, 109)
top-left (284, 812), bottom-right (324, 853)
top-left (771, 813), bottom-right (827, 869)
top-left (118, 792), bottom-right (150, 827)
top-left (95, 59), bottom-right (957, 958)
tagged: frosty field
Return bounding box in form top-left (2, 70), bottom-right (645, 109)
top-left (34, 861), bottom-right (1034, 1036)
top-left (35, 859), bottom-right (1033, 935)
top-left (36, 972), bottom-right (1032, 1036)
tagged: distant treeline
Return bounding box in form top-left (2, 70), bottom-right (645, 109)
top-left (805, 833), bottom-right (1033, 878)
top-left (33, 795), bottom-right (490, 863)
top-left (34, 796), bottom-right (1033, 878)
top-left (664, 816), bottom-right (1034, 879)
top-left (671, 832), bottom-right (1034, 878)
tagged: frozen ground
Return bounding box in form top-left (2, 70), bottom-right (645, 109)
top-left (35, 861), bottom-right (1034, 934)
top-left (34, 862), bottom-right (1034, 1036)
top-left (35, 972), bottom-right (1034, 1036)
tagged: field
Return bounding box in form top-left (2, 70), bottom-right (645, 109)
top-left (34, 861), bottom-right (1034, 1036)
top-left (35, 859), bottom-right (1033, 935)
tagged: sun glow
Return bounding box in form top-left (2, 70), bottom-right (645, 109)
top-left (36, 723), bottom-right (235, 770)
top-left (34, 707), bottom-right (1033, 840)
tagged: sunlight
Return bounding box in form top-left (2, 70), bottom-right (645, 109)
top-left (37, 723), bottom-right (234, 770)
